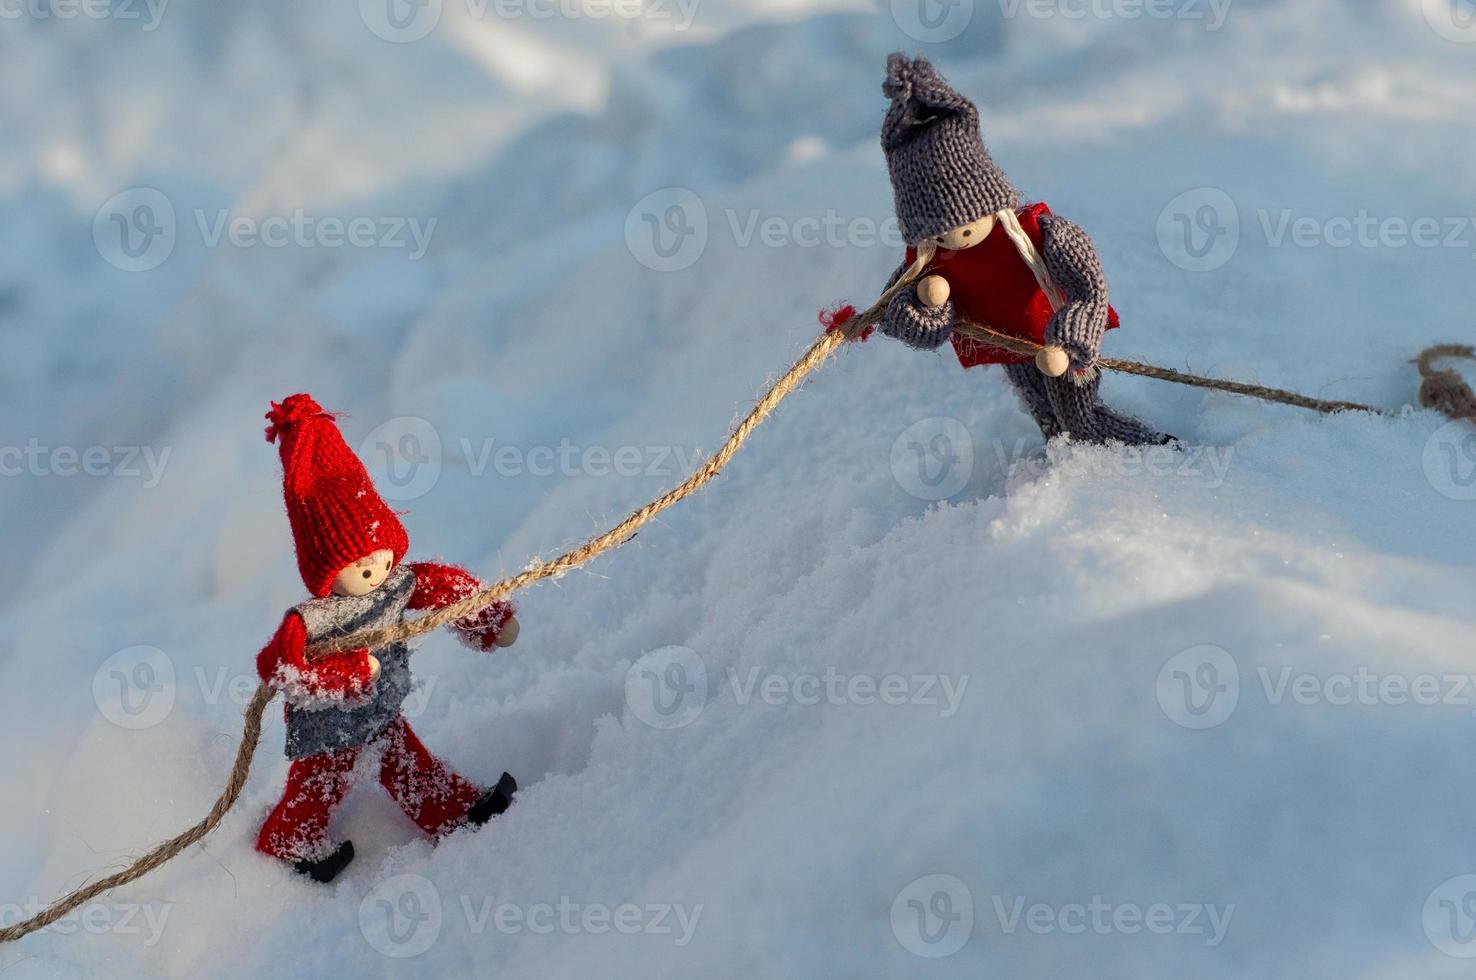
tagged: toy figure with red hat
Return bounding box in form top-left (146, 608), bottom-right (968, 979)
top-left (254, 393), bottom-right (520, 883)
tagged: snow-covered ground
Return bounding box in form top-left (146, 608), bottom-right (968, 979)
top-left (3, 0), bottom-right (1476, 976)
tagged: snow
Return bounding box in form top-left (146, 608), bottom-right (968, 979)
top-left (3, 1), bottom-right (1476, 977)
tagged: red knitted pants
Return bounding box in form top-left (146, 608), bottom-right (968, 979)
top-left (257, 716), bottom-right (482, 862)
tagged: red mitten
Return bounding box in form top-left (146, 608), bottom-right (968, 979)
top-left (450, 601), bottom-right (517, 652)
top-left (256, 613), bottom-right (379, 706)
top-left (408, 561), bottom-right (518, 652)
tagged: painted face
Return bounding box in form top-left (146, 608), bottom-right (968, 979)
top-left (330, 548), bottom-right (396, 597)
top-left (929, 213), bottom-right (998, 251)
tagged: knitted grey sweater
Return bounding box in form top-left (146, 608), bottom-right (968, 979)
top-left (284, 564), bottom-right (418, 760)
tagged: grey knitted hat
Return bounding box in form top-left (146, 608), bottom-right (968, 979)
top-left (881, 53), bottom-right (1019, 245)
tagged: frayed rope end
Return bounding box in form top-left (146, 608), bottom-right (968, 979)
top-left (820, 303), bottom-right (871, 342)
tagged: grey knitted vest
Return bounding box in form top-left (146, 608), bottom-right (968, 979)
top-left (881, 53), bottom-right (1019, 245)
top-left (284, 564), bottom-right (417, 760)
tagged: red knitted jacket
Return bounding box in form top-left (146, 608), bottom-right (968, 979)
top-left (256, 560), bottom-right (515, 701)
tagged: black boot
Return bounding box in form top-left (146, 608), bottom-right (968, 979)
top-left (293, 840), bottom-right (355, 884)
top-left (468, 772), bottom-right (517, 827)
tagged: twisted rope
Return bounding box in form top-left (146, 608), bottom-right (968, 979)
top-left (303, 278), bottom-right (911, 660)
top-left (0, 683), bottom-right (274, 944)
top-left (0, 281), bottom-right (911, 947)
top-left (3, 274), bottom-right (1468, 945)
top-left (952, 320), bottom-right (1385, 416)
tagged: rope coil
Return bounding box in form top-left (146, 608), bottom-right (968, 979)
top-left (1416, 344), bottom-right (1476, 422)
top-left (2, 275), bottom-right (1469, 945)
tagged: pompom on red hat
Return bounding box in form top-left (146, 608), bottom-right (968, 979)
top-left (266, 394), bottom-right (409, 597)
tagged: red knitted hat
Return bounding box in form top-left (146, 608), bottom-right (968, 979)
top-left (265, 394), bottom-right (409, 598)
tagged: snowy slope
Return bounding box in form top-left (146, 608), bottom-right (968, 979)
top-left (4, 1), bottom-right (1476, 977)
